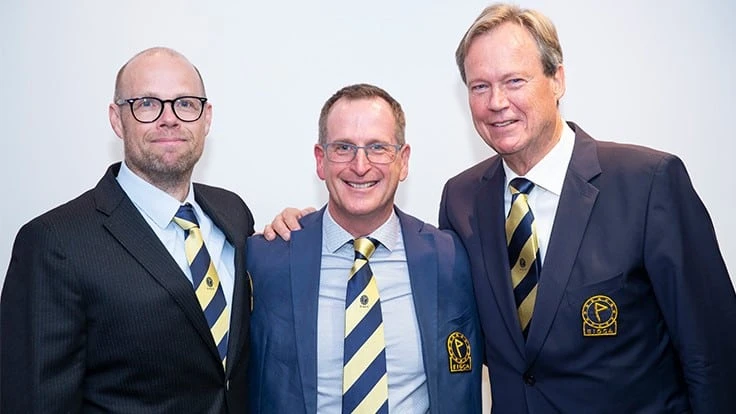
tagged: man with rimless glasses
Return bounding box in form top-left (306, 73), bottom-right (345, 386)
top-left (246, 83), bottom-right (482, 413)
top-left (1, 47), bottom-right (254, 413)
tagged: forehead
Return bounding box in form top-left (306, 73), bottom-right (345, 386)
top-left (119, 52), bottom-right (203, 97)
top-left (325, 97), bottom-right (396, 143)
top-left (465, 22), bottom-right (543, 77)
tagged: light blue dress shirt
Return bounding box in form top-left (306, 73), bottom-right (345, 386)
top-left (317, 208), bottom-right (429, 413)
top-left (115, 162), bottom-right (235, 328)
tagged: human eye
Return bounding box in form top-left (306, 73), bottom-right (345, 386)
top-left (469, 83), bottom-right (489, 94)
top-left (506, 78), bottom-right (527, 89)
top-left (331, 142), bottom-right (355, 154)
top-left (175, 97), bottom-right (200, 111)
top-left (134, 97), bottom-right (159, 110)
top-left (367, 143), bottom-right (390, 154)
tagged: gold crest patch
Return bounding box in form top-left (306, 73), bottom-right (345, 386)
top-left (582, 295), bottom-right (618, 336)
top-left (447, 331), bottom-right (472, 373)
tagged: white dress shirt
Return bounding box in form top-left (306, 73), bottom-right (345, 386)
top-left (502, 121), bottom-right (576, 266)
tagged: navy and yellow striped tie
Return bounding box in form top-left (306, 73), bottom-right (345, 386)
top-left (506, 178), bottom-right (541, 339)
top-left (342, 237), bottom-right (388, 414)
top-left (173, 204), bottom-right (229, 369)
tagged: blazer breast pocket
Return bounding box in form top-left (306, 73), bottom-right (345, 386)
top-left (565, 273), bottom-right (625, 306)
top-left (564, 273), bottom-right (626, 338)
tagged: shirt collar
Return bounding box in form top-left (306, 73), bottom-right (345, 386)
top-left (116, 161), bottom-right (198, 229)
top-left (503, 120), bottom-right (575, 196)
top-left (322, 207), bottom-right (401, 254)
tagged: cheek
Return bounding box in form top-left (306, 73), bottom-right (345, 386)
top-left (468, 102), bottom-right (488, 126)
top-left (520, 87), bottom-right (554, 117)
top-left (468, 97), bottom-right (483, 115)
top-left (322, 165), bottom-right (343, 184)
top-left (123, 127), bottom-right (146, 148)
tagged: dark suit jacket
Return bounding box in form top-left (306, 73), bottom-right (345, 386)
top-left (246, 207), bottom-right (482, 413)
top-left (439, 122), bottom-right (736, 413)
top-left (1, 163), bottom-right (255, 413)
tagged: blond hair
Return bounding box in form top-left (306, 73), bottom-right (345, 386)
top-left (455, 3), bottom-right (563, 83)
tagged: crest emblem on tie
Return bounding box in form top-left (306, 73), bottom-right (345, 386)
top-left (206, 276), bottom-right (214, 288)
top-left (582, 295), bottom-right (618, 336)
top-left (359, 294), bottom-right (369, 306)
top-left (446, 331), bottom-right (472, 373)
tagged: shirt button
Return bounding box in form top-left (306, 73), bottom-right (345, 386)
top-left (523, 372), bottom-right (536, 386)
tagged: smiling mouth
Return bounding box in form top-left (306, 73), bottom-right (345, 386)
top-left (153, 137), bottom-right (185, 142)
top-left (346, 181), bottom-right (377, 189)
top-left (491, 120), bottom-right (516, 127)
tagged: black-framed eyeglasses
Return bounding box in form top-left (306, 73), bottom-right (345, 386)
top-left (115, 96), bottom-right (207, 123)
top-left (322, 142), bottom-right (403, 164)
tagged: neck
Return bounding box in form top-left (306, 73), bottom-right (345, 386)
top-left (130, 166), bottom-right (192, 202)
top-left (329, 205), bottom-right (393, 238)
top-left (158, 181), bottom-right (191, 202)
top-left (506, 117), bottom-right (564, 176)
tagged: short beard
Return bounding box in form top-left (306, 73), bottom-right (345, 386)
top-left (126, 149), bottom-right (200, 195)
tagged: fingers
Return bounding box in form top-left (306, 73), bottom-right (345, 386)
top-left (267, 208), bottom-right (300, 241)
top-left (264, 207), bottom-right (316, 242)
top-left (262, 224), bottom-right (276, 241)
top-left (282, 208), bottom-right (304, 231)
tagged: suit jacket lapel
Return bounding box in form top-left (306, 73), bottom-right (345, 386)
top-left (475, 159), bottom-right (527, 357)
top-left (396, 209), bottom-right (440, 408)
top-left (95, 164), bottom-right (219, 363)
top-left (196, 190), bottom-right (249, 375)
top-left (525, 123), bottom-right (601, 363)
top-left (289, 209), bottom-right (324, 413)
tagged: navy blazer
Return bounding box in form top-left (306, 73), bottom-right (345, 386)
top-left (1, 163), bottom-right (255, 413)
top-left (439, 122), bottom-right (736, 413)
top-left (247, 207), bottom-right (482, 413)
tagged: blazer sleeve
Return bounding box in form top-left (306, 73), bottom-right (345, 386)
top-left (438, 181), bottom-right (452, 231)
top-left (644, 154), bottom-right (736, 412)
top-left (1, 219), bottom-right (86, 413)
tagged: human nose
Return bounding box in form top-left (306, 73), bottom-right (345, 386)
top-left (351, 147), bottom-right (372, 173)
top-left (158, 101), bottom-right (180, 125)
top-left (486, 86), bottom-right (509, 111)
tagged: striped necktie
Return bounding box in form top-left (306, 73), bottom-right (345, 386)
top-left (506, 178), bottom-right (541, 339)
top-left (173, 204), bottom-right (229, 369)
top-left (342, 237), bottom-right (388, 414)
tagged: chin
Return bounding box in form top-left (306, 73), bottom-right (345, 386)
top-left (344, 206), bottom-right (379, 217)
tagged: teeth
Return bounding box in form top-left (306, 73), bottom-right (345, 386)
top-left (492, 120), bottom-right (514, 127)
top-left (349, 182), bottom-right (375, 189)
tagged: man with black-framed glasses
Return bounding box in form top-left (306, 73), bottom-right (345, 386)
top-left (246, 83), bottom-right (482, 413)
top-left (1, 47), bottom-right (255, 413)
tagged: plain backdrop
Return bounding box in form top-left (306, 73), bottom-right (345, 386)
top-left (2, 0), bottom-right (734, 408)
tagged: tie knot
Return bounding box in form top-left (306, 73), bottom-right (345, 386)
top-left (173, 203), bottom-right (200, 230)
top-left (353, 237), bottom-right (378, 261)
top-left (510, 177), bottom-right (535, 195)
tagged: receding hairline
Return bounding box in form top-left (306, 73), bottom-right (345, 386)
top-left (317, 83), bottom-right (406, 146)
top-left (113, 47), bottom-right (206, 101)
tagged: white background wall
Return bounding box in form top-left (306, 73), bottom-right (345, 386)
top-left (2, 0), bottom-right (734, 407)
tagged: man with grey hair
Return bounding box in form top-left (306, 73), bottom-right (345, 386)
top-left (442, 3), bottom-right (736, 412)
top-left (1, 47), bottom-right (254, 413)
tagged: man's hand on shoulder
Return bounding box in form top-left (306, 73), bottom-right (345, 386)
top-left (262, 207), bottom-right (316, 241)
